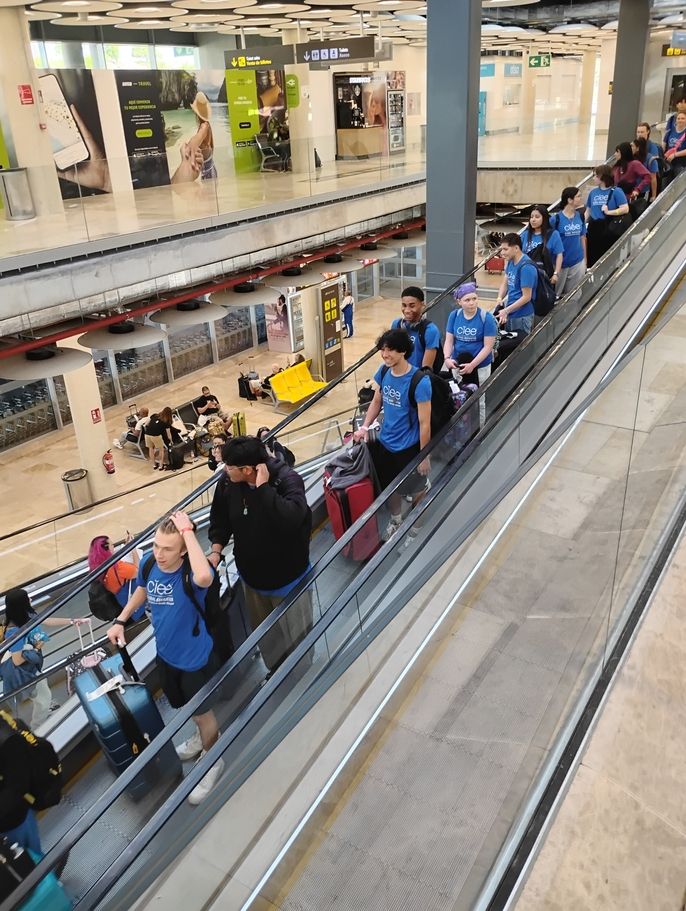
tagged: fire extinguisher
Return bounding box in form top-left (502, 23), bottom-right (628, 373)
top-left (102, 450), bottom-right (115, 474)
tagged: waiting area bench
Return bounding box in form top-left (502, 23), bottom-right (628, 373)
top-left (268, 362), bottom-right (326, 411)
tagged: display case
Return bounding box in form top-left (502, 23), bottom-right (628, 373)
top-left (388, 89), bottom-right (406, 153)
top-left (265, 290), bottom-right (305, 355)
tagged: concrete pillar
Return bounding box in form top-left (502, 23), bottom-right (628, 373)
top-left (0, 8), bottom-right (63, 215)
top-left (425, 0), bottom-right (480, 316)
top-left (578, 51), bottom-right (597, 124)
top-left (607, 0), bottom-right (649, 154)
top-left (58, 337), bottom-right (115, 502)
top-left (520, 52), bottom-right (536, 135)
top-left (282, 28), bottom-right (313, 175)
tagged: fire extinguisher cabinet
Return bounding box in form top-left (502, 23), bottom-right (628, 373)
top-left (61, 468), bottom-right (93, 511)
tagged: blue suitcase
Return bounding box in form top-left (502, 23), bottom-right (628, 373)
top-left (73, 647), bottom-right (181, 800)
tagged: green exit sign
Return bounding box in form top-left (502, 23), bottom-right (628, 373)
top-left (528, 53), bottom-right (551, 68)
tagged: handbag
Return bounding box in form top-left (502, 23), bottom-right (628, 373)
top-left (66, 619), bottom-right (106, 695)
top-left (605, 189), bottom-right (632, 241)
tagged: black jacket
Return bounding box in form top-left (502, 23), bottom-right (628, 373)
top-left (208, 459), bottom-right (312, 591)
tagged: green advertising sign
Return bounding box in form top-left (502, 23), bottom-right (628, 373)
top-left (225, 69), bottom-right (260, 174)
top-left (528, 53), bottom-right (551, 68)
top-left (285, 73), bottom-right (300, 109)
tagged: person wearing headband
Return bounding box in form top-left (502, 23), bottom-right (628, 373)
top-left (443, 282), bottom-right (498, 387)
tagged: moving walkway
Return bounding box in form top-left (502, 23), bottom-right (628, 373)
top-left (3, 172), bottom-right (685, 911)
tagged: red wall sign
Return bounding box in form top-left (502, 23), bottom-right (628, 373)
top-left (18, 84), bottom-right (34, 106)
top-left (91, 408), bottom-right (102, 424)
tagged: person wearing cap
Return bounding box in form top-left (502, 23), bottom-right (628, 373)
top-left (188, 91), bottom-right (217, 181)
top-left (391, 286), bottom-right (442, 371)
top-left (443, 283), bottom-right (498, 387)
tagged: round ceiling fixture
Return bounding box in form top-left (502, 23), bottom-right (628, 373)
top-left (78, 323), bottom-right (167, 351)
top-left (115, 5), bottom-right (190, 16)
top-left (25, 7), bottom-right (60, 17)
top-left (115, 17), bottom-right (179, 25)
top-left (169, 10), bottom-right (240, 19)
top-left (170, 0), bottom-right (256, 7)
top-left (51, 12), bottom-right (127, 22)
top-left (241, 1), bottom-right (311, 12)
top-left (0, 346), bottom-right (93, 381)
top-left (307, 0), bottom-right (361, 5)
top-left (353, 0), bottom-right (424, 10)
top-left (211, 284), bottom-right (283, 308)
top-left (149, 302), bottom-right (227, 328)
top-left (31, 0), bottom-right (123, 12)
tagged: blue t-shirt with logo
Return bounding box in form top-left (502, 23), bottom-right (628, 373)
top-left (446, 308), bottom-right (499, 366)
top-left (505, 255), bottom-right (537, 318)
top-left (586, 186), bottom-right (628, 221)
top-left (641, 154), bottom-right (659, 175)
top-left (551, 212), bottom-right (586, 268)
top-left (137, 561), bottom-right (214, 672)
top-left (520, 227), bottom-right (564, 259)
top-left (373, 364), bottom-right (431, 452)
top-left (646, 139), bottom-right (661, 159)
top-left (391, 319), bottom-right (441, 369)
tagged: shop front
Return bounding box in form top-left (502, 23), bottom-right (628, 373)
top-left (334, 71), bottom-right (405, 160)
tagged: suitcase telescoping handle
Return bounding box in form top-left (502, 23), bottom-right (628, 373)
top-left (117, 644), bottom-right (141, 683)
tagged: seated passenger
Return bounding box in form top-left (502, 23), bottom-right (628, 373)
top-left (113, 406), bottom-right (150, 450)
top-left (193, 387), bottom-right (221, 426)
top-left (353, 329), bottom-right (432, 540)
top-left (444, 283), bottom-right (498, 386)
top-left (391, 286), bottom-right (441, 371)
top-left (249, 363), bottom-right (283, 399)
top-left (495, 234), bottom-right (538, 336)
top-left (520, 205), bottom-right (564, 283)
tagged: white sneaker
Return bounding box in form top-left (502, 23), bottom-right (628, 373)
top-left (188, 753), bottom-right (225, 805)
top-left (384, 516), bottom-right (402, 540)
top-left (113, 440), bottom-right (123, 450)
top-left (175, 730), bottom-right (203, 761)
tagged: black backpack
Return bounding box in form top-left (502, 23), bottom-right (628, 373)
top-left (88, 577), bottom-right (121, 622)
top-left (524, 229), bottom-right (556, 278)
top-left (516, 257), bottom-right (556, 318)
top-left (381, 366), bottom-right (456, 438)
top-left (142, 555), bottom-right (234, 663)
top-left (0, 710), bottom-right (62, 811)
top-left (392, 318), bottom-right (445, 373)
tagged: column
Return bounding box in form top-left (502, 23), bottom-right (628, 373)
top-left (578, 51), bottom-right (597, 124)
top-left (58, 338), bottom-right (115, 501)
top-left (425, 0), bottom-right (481, 322)
top-left (607, 0), bottom-right (650, 154)
top-left (0, 8), bottom-right (62, 215)
top-left (519, 52), bottom-right (536, 135)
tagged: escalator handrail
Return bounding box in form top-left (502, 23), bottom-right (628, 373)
top-left (16, 246), bottom-right (669, 910)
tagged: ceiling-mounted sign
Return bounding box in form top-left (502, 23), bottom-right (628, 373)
top-left (672, 30), bottom-right (686, 48)
top-left (480, 63), bottom-right (495, 77)
top-left (225, 45), bottom-right (294, 69)
top-left (504, 63), bottom-right (522, 77)
top-left (662, 44), bottom-right (686, 56)
top-left (295, 36), bottom-right (376, 66)
top-left (528, 53), bottom-right (551, 68)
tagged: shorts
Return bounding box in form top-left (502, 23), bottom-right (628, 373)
top-left (145, 434), bottom-right (164, 450)
top-left (368, 440), bottom-right (427, 497)
top-left (157, 652), bottom-right (220, 713)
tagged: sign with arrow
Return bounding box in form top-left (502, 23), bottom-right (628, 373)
top-left (225, 45), bottom-right (294, 69)
top-left (295, 37), bottom-right (375, 67)
top-left (528, 53), bottom-right (551, 68)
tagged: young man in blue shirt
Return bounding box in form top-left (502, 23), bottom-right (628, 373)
top-left (550, 186), bottom-right (587, 297)
top-left (391, 286), bottom-right (441, 370)
top-left (353, 328), bottom-right (432, 539)
top-left (495, 233), bottom-right (538, 336)
top-left (108, 511), bottom-right (222, 806)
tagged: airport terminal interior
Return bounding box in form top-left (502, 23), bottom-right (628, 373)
top-left (1, 0), bottom-right (686, 907)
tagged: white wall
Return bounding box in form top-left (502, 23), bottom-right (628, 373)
top-left (642, 33), bottom-right (686, 129)
top-left (480, 54), bottom-right (584, 135)
top-left (196, 33), bottom-right (238, 71)
top-left (595, 38), bottom-right (616, 132)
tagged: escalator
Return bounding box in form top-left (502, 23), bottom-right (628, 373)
top-left (3, 171), bottom-right (685, 911)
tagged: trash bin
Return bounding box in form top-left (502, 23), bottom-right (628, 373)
top-left (62, 469), bottom-right (92, 511)
top-left (0, 168), bottom-right (36, 221)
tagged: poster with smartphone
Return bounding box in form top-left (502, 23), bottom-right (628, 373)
top-left (114, 71), bottom-right (169, 189)
top-left (38, 69), bottom-right (111, 200)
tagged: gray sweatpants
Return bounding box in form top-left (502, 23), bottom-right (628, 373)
top-left (556, 259), bottom-right (586, 298)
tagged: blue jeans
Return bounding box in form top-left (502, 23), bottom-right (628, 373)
top-left (4, 809), bottom-right (42, 855)
top-left (342, 305), bottom-right (354, 337)
top-left (507, 314), bottom-right (533, 336)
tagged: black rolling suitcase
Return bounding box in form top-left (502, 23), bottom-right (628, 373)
top-left (167, 442), bottom-right (185, 470)
top-left (496, 330), bottom-right (526, 363)
top-left (238, 373), bottom-right (257, 401)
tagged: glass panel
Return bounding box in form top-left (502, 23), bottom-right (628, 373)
top-left (115, 341), bottom-right (168, 400)
top-left (92, 350), bottom-right (116, 407)
top-left (0, 380), bottom-right (56, 449)
top-left (51, 375), bottom-right (72, 426)
top-left (168, 325), bottom-right (213, 379)
top-left (215, 308), bottom-right (253, 360)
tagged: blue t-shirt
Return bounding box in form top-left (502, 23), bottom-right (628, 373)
top-left (252, 563), bottom-right (312, 599)
top-left (551, 212), bottom-right (586, 268)
top-left (391, 318), bottom-right (441, 369)
top-left (6, 624), bottom-right (47, 653)
top-left (646, 139), bottom-right (661, 159)
top-left (505, 255), bottom-right (537, 318)
top-left (373, 364), bottom-right (432, 452)
top-left (521, 227), bottom-right (564, 259)
top-left (586, 186), bottom-right (628, 221)
top-left (665, 127), bottom-right (686, 151)
top-left (641, 154), bottom-right (659, 174)
top-left (446, 308), bottom-right (499, 367)
top-left (137, 561), bottom-right (214, 672)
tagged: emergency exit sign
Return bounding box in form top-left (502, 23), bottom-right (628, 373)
top-left (528, 53), bottom-right (551, 68)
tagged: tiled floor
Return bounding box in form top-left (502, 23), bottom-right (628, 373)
top-left (0, 123), bottom-right (608, 265)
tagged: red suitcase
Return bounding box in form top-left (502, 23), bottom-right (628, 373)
top-left (323, 471), bottom-right (380, 561)
top-left (485, 255), bottom-right (505, 274)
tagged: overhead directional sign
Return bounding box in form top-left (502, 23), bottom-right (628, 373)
top-left (225, 45), bottom-right (294, 69)
top-left (295, 36), bottom-right (375, 66)
top-left (528, 53), bottom-right (551, 68)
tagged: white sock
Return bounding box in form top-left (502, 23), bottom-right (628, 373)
top-left (391, 513), bottom-right (402, 523)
